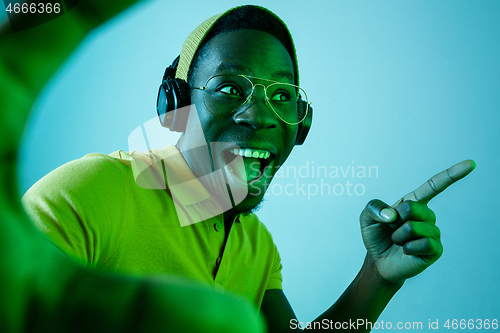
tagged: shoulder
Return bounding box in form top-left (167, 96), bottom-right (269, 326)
top-left (25, 152), bottom-right (132, 197)
top-left (22, 152), bottom-right (141, 221)
top-left (238, 213), bottom-right (278, 246)
top-left (21, 152), bottom-right (137, 265)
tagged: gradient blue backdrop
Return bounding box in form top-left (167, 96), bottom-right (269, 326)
top-left (6, 0), bottom-right (499, 330)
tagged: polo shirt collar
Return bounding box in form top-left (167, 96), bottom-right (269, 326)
top-left (127, 145), bottom-right (244, 223)
top-left (152, 145), bottom-right (212, 206)
top-left (160, 146), bottom-right (244, 224)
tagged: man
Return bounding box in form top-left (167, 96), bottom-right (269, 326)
top-left (20, 3), bottom-right (475, 333)
top-left (0, 1), bottom-right (264, 332)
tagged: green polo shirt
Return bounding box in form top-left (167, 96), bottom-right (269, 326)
top-left (22, 145), bottom-right (283, 308)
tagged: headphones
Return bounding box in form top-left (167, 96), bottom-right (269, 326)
top-left (156, 56), bottom-right (313, 145)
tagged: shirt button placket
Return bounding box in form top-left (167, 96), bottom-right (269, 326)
top-left (211, 219), bottom-right (225, 280)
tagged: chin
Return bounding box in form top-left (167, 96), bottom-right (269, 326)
top-left (232, 194), bottom-right (266, 217)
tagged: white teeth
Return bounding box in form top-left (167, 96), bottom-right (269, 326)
top-left (229, 148), bottom-right (272, 159)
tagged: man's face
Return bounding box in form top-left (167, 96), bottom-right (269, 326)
top-left (178, 29), bottom-right (298, 215)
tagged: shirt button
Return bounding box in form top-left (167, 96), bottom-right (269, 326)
top-left (205, 201), bottom-right (213, 208)
top-left (216, 256), bottom-right (222, 266)
top-left (214, 223), bottom-right (222, 232)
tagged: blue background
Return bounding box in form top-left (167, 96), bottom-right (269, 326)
top-left (5, 0), bottom-right (499, 330)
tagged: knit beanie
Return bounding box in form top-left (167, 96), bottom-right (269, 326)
top-left (175, 5), bottom-right (299, 85)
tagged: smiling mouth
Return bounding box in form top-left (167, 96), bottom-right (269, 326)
top-left (222, 148), bottom-right (274, 183)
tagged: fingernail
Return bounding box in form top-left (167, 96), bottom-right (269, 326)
top-left (380, 208), bottom-right (396, 221)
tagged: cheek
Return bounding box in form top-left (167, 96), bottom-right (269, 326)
top-left (285, 124), bottom-right (298, 146)
top-left (181, 104), bottom-right (210, 146)
top-left (186, 100), bottom-right (226, 143)
top-left (279, 125), bottom-right (298, 161)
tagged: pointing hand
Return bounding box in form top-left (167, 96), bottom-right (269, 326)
top-left (360, 160), bottom-right (476, 283)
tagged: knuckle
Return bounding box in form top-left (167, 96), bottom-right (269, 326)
top-left (422, 238), bottom-right (432, 252)
top-left (402, 200), bottom-right (414, 216)
top-left (434, 226), bottom-right (441, 239)
top-left (403, 221), bottom-right (416, 237)
top-left (413, 238), bottom-right (432, 254)
top-left (429, 209), bottom-right (437, 222)
top-left (367, 199), bottom-right (385, 209)
top-left (437, 243), bottom-right (444, 258)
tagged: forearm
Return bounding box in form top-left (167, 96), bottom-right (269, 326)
top-left (307, 253), bottom-right (403, 332)
top-left (0, 0), bottom-right (143, 223)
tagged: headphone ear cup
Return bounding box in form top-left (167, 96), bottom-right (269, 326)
top-left (295, 99), bottom-right (313, 145)
top-left (174, 78), bottom-right (191, 106)
top-left (156, 76), bottom-right (191, 132)
top-left (157, 81), bottom-right (173, 128)
top-left (169, 78), bottom-right (191, 132)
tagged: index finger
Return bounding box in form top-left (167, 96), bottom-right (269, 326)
top-left (392, 159), bottom-right (476, 207)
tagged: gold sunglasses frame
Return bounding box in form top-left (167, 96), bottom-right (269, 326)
top-left (192, 74), bottom-right (310, 125)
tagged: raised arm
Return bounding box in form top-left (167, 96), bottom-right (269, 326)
top-left (0, 2), bottom-right (263, 332)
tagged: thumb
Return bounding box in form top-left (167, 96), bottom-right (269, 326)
top-left (361, 199), bottom-right (398, 225)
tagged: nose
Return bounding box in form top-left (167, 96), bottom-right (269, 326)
top-left (233, 85), bottom-right (279, 130)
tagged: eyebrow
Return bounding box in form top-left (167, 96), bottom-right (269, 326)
top-left (216, 62), bottom-right (295, 82)
top-left (272, 70), bottom-right (294, 82)
top-left (216, 62), bottom-right (251, 73)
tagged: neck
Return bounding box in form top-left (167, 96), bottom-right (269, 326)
top-left (224, 210), bottom-right (238, 226)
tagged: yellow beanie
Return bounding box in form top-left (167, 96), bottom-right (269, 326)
top-left (175, 5), bottom-right (299, 85)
